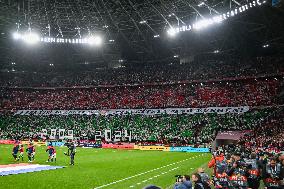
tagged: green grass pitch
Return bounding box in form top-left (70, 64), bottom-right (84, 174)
top-left (0, 145), bottom-right (211, 189)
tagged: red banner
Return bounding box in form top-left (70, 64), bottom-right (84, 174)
top-left (102, 143), bottom-right (134, 149)
top-left (0, 140), bottom-right (15, 144)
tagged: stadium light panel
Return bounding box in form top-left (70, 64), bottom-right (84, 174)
top-left (88, 36), bottom-right (103, 46)
top-left (193, 19), bottom-right (215, 30)
top-left (22, 32), bottom-right (40, 44)
top-left (12, 32), bottom-right (21, 40)
top-left (198, 2), bottom-right (205, 7)
top-left (167, 28), bottom-right (177, 37)
top-left (262, 44), bottom-right (269, 48)
top-left (153, 35), bottom-right (160, 38)
top-left (212, 16), bottom-right (223, 23)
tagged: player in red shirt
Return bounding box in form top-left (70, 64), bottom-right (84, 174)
top-left (51, 146), bottom-right (57, 163)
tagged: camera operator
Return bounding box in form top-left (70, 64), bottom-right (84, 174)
top-left (257, 151), bottom-right (267, 170)
top-left (227, 151), bottom-right (250, 189)
top-left (173, 175), bottom-right (192, 189)
top-left (191, 173), bottom-right (210, 189)
top-left (280, 159), bottom-right (284, 188)
top-left (245, 152), bottom-right (261, 189)
top-left (208, 151), bottom-right (230, 189)
top-left (263, 157), bottom-right (282, 189)
top-left (198, 168), bottom-right (210, 185)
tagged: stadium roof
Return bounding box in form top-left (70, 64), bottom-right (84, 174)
top-left (0, 0), bottom-right (283, 68)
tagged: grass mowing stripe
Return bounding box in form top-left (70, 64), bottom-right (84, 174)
top-left (129, 167), bottom-right (180, 188)
top-left (95, 154), bottom-right (208, 189)
top-left (93, 155), bottom-right (203, 189)
top-left (0, 145), bottom-right (210, 189)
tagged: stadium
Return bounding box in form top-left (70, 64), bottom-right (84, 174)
top-left (0, 0), bottom-right (284, 189)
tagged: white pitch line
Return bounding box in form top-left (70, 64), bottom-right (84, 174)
top-left (129, 167), bottom-right (180, 188)
top-left (94, 155), bottom-right (200, 189)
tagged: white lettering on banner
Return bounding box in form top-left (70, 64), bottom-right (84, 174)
top-left (50, 129), bottom-right (57, 139)
top-left (41, 129), bottom-right (132, 141)
top-left (14, 106), bottom-right (249, 116)
top-left (41, 129), bottom-right (47, 139)
top-left (67, 130), bottom-right (74, 139)
top-left (95, 131), bottom-right (102, 141)
top-left (114, 131), bottom-right (121, 142)
top-left (105, 129), bottom-right (112, 142)
top-left (124, 130), bottom-right (132, 142)
top-left (59, 129), bottom-right (65, 139)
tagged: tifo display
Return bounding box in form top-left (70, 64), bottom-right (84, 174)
top-left (0, 0), bottom-right (284, 188)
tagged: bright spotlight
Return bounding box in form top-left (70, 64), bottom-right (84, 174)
top-left (212, 16), bottom-right (223, 23)
top-left (12, 32), bottom-right (21, 40)
top-left (193, 19), bottom-right (214, 30)
top-left (88, 36), bottom-right (103, 46)
top-left (198, 2), bottom-right (205, 7)
top-left (167, 28), bottom-right (177, 37)
top-left (22, 32), bottom-right (40, 44)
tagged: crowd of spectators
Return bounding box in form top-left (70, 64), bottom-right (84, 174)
top-left (0, 109), bottom-right (272, 144)
top-left (0, 77), bottom-right (282, 110)
top-left (240, 109), bottom-right (284, 152)
top-left (0, 56), bottom-right (283, 87)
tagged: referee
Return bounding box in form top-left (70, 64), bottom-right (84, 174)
top-left (65, 141), bottom-right (76, 165)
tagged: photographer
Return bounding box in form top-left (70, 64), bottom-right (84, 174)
top-left (208, 151), bottom-right (230, 189)
top-left (263, 157), bottom-right (282, 189)
top-left (173, 175), bottom-right (192, 189)
top-left (191, 173), bottom-right (210, 189)
top-left (245, 152), bottom-right (261, 189)
top-left (280, 159), bottom-right (284, 187)
top-left (198, 168), bottom-right (210, 185)
top-left (227, 152), bottom-right (250, 189)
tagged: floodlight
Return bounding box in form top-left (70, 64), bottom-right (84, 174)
top-left (193, 19), bottom-right (214, 30)
top-left (12, 32), bottom-right (21, 40)
top-left (167, 28), bottom-right (177, 37)
top-left (198, 2), bottom-right (205, 7)
top-left (22, 32), bottom-right (40, 44)
top-left (212, 16), bottom-right (223, 23)
top-left (88, 36), bottom-right (102, 46)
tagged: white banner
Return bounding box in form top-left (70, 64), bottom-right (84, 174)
top-left (67, 130), bottom-right (74, 139)
top-left (59, 129), bottom-right (65, 139)
top-left (14, 107), bottom-right (249, 116)
top-left (41, 129), bottom-right (47, 139)
top-left (50, 129), bottom-right (57, 139)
